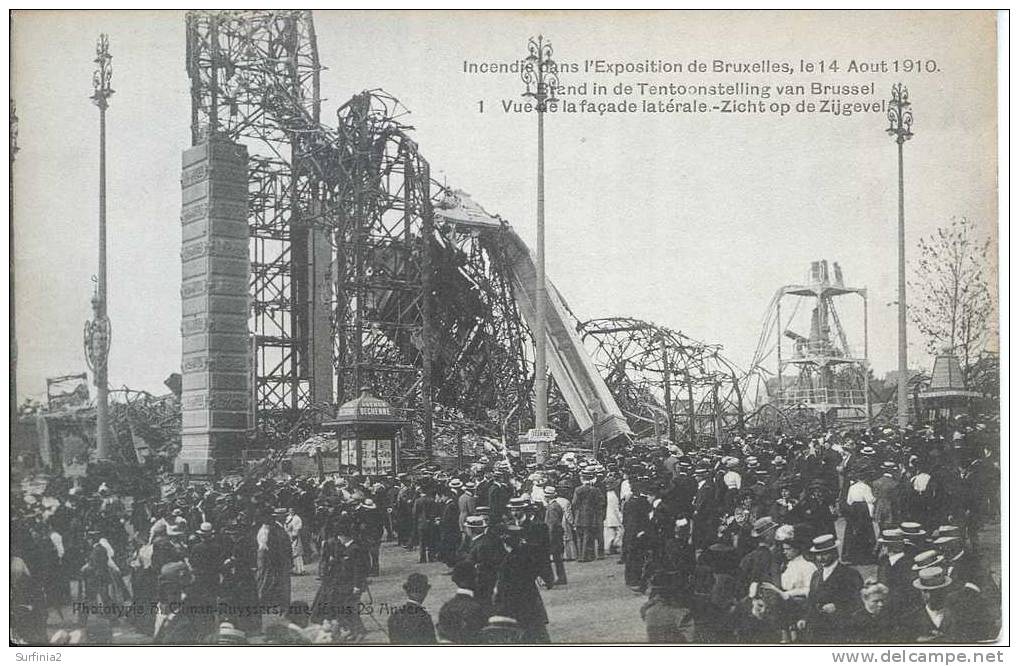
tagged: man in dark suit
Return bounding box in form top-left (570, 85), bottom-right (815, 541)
top-left (622, 482), bottom-right (652, 588)
top-left (413, 483), bottom-right (438, 563)
top-left (387, 573), bottom-right (436, 644)
top-left (437, 561), bottom-right (486, 643)
top-left (487, 469), bottom-right (512, 523)
top-left (899, 567), bottom-right (978, 642)
top-left (876, 528), bottom-right (919, 616)
top-left (493, 525), bottom-right (551, 642)
top-left (465, 515), bottom-right (505, 611)
top-left (542, 487), bottom-right (568, 586)
top-left (799, 534), bottom-right (863, 643)
top-left (153, 562), bottom-right (205, 645)
top-left (571, 474), bottom-right (604, 562)
top-left (437, 486), bottom-right (462, 566)
top-left (691, 467), bottom-right (719, 551)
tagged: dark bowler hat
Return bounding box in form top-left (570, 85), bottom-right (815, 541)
top-left (809, 534), bottom-right (839, 553)
top-left (913, 566), bottom-right (952, 591)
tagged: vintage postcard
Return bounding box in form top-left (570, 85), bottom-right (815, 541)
top-left (9, 9), bottom-right (1003, 652)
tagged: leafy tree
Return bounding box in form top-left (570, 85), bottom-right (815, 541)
top-left (909, 216), bottom-right (995, 382)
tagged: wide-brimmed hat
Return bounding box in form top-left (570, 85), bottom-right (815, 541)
top-left (878, 528), bottom-right (904, 544)
top-left (932, 525), bottom-right (962, 540)
top-left (485, 616), bottom-right (519, 629)
top-left (464, 515), bottom-right (489, 529)
top-left (507, 497), bottom-right (530, 511)
top-left (360, 499), bottom-right (376, 509)
top-left (751, 516), bottom-right (778, 537)
top-left (900, 522), bottom-right (927, 538)
top-left (913, 566), bottom-right (952, 590)
top-left (912, 550), bottom-right (945, 571)
top-left (810, 534), bottom-right (839, 553)
top-left (860, 446), bottom-right (876, 456)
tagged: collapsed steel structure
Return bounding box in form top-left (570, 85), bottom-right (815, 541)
top-left (185, 11), bottom-right (531, 457)
top-left (578, 318), bottom-right (751, 443)
top-left (184, 10), bottom-right (765, 456)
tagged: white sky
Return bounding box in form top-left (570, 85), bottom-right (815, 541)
top-left (11, 10), bottom-right (998, 402)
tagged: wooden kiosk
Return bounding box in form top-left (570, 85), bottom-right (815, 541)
top-left (322, 387), bottom-right (407, 476)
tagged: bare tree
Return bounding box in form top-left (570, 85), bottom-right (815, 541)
top-left (909, 216), bottom-right (994, 382)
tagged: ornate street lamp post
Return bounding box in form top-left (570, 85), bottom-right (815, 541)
top-left (521, 35), bottom-right (559, 433)
top-left (85, 34), bottom-right (114, 460)
top-left (887, 83), bottom-right (913, 427)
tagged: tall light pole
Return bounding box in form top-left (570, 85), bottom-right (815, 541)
top-left (85, 34), bottom-right (114, 460)
top-left (887, 83), bottom-right (913, 427)
top-left (521, 35), bottom-right (559, 431)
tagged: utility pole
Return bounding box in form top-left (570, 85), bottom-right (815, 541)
top-left (887, 83), bottom-right (914, 427)
top-left (10, 100), bottom-right (18, 424)
top-left (521, 35), bottom-right (559, 431)
top-left (85, 34), bottom-right (114, 461)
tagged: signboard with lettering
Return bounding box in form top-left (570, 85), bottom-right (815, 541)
top-left (525, 428), bottom-right (558, 442)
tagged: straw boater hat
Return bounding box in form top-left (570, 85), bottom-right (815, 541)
top-left (448, 479), bottom-right (464, 490)
top-left (360, 498), bottom-right (376, 509)
top-left (877, 528), bottom-right (905, 544)
top-left (911, 550), bottom-right (945, 571)
top-left (507, 497), bottom-right (530, 511)
top-left (913, 566), bottom-right (952, 591)
top-left (899, 522), bottom-right (927, 539)
top-left (543, 486), bottom-right (557, 498)
top-left (809, 534), bottom-right (839, 553)
top-left (197, 522), bottom-right (214, 535)
top-left (932, 525), bottom-right (962, 540)
top-left (464, 515), bottom-right (489, 529)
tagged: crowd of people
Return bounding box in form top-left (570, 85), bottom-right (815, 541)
top-left (9, 414), bottom-right (1000, 645)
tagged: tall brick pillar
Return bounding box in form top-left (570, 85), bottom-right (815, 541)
top-left (176, 135), bottom-right (250, 476)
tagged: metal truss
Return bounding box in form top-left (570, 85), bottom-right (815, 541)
top-left (578, 317), bottom-right (754, 445)
top-left (186, 10), bottom-right (330, 435)
top-left (186, 11), bottom-right (534, 457)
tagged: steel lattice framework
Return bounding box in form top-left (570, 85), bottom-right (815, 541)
top-left (578, 318), bottom-right (754, 444)
top-left (184, 10), bottom-right (771, 456)
top-left (186, 10), bottom-right (330, 434)
top-left (185, 11), bottom-right (534, 455)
